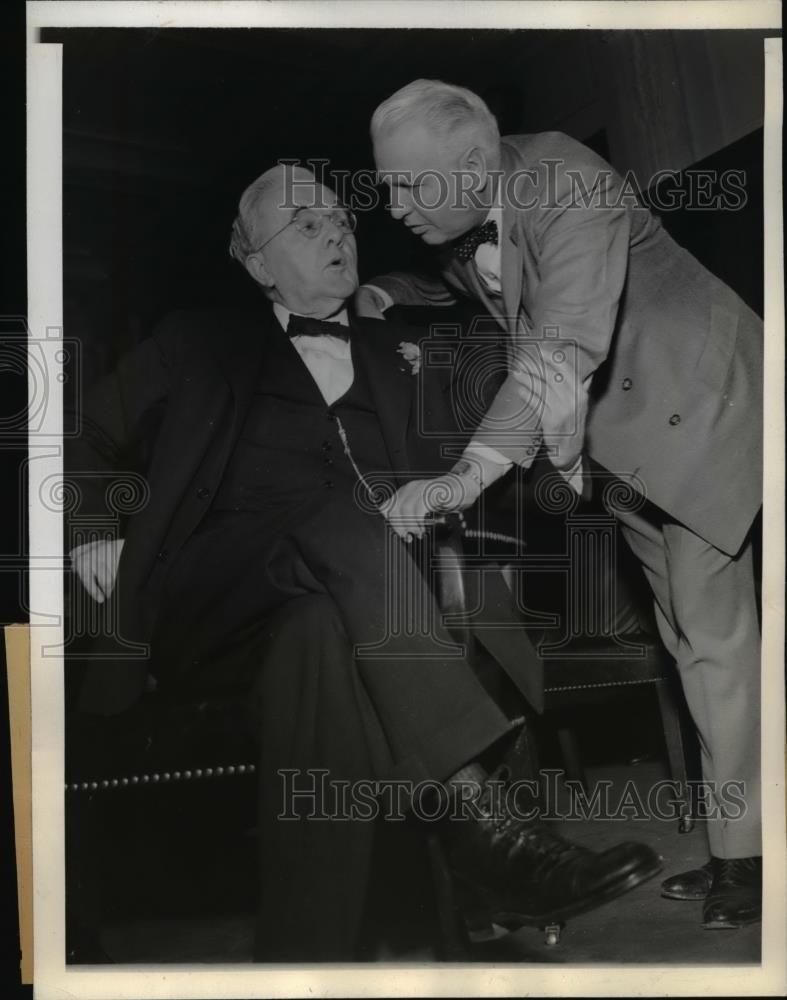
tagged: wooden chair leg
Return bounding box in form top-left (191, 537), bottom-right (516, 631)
top-left (556, 726), bottom-right (587, 791)
top-left (654, 678), bottom-right (694, 833)
top-left (425, 832), bottom-right (473, 960)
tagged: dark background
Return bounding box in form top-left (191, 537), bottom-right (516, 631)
top-left (2, 19), bottom-right (775, 989)
top-left (39, 26), bottom-right (767, 388)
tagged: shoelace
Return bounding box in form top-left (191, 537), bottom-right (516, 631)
top-left (509, 826), bottom-right (583, 876)
top-left (474, 782), bottom-right (584, 875)
top-left (714, 857), bottom-right (761, 887)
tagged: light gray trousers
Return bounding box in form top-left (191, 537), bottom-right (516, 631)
top-left (615, 504), bottom-right (761, 859)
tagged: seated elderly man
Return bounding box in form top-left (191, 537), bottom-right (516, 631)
top-left (67, 164), bottom-right (660, 961)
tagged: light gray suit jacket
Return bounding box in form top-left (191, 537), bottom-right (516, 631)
top-left (373, 132), bottom-right (763, 556)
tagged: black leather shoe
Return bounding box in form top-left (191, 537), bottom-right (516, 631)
top-left (702, 856), bottom-right (762, 929)
top-left (661, 859), bottom-right (715, 900)
top-left (442, 779), bottom-right (662, 929)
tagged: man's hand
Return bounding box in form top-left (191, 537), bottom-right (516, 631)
top-left (381, 473), bottom-right (482, 540)
top-left (354, 286), bottom-right (387, 320)
top-left (71, 538), bottom-right (125, 603)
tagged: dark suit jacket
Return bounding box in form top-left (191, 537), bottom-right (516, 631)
top-left (66, 305), bottom-right (551, 962)
top-left (67, 305), bottom-right (542, 715)
top-left (372, 132), bottom-right (763, 556)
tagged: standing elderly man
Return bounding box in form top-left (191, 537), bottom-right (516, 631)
top-left (68, 163), bottom-right (661, 961)
top-left (362, 78), bottom-right (763, 929)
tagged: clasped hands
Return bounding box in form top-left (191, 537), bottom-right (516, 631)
top-left (380, 465), bottom-right (482, 541)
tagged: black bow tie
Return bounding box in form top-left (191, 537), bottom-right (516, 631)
top-left (452, 219), bottom-right (498, 262)
top-left (287, 314), bottom-right (350, 341)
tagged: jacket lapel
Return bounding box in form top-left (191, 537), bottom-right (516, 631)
top-left (500, 143), bottom-right (526, 336)
top-left (350, 319), bottom-right (415, 477)
top-left (441, 147), bottom-right (525, 336)
top-left (211, 307), bottom-right (325, 408)
top-left (147, 308), bottom-right (318, 556)
top-left (500, 215), bottom-right (525, 336)
top-left (138, 310), bottom-right (269, 563)
top-left (449, 256), bottom-right (506, 328)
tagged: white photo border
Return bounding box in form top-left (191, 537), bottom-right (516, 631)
top-left (26, 2), bottom-right (785, 997)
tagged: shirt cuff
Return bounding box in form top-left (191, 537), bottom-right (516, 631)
top-left (465, 443), bottom-right (513, 469)
top-left (463, 443), bottom-right (513, 489)
top-left (361, 284), bottom-right (394, 312)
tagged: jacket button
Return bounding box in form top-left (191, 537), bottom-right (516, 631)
top-left (324, 458), bottom-right (334, 467)
top-left (321, 441), bottom-right (332, 452)
top-left (669, 413), bottom-right (681, 426)
top-left (622, 378), bottom-right (633, 391)
top-left (196, 487), bottom-right (210, 499)
top-left (322, 480), bottom-right (334, 489)
top-left (157, 549), bottom-right (169, 562)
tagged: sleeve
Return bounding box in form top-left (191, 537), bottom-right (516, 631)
top-left (472, 152), bottom-right (632, 473)
top-left (360, 284), bottom-right (395, 312)
top-left (463, 443), bottom-right (513, 489)
top-left (64, 318), bottom-right (181, 525)
top-left (362, 269), bottom-right (459, 309)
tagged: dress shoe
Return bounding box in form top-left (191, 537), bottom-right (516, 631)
top-left (442, 778), bottom-right (662, 929)
top-left (661, 859), bottom-right (715, 900)
top-left (702, 856), bottom-right (762, 929)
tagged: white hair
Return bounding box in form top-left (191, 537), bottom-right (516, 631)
top-left (228, 164), bottom-right (317, 264)
top-left (371, 79), bottom-right (501, 164)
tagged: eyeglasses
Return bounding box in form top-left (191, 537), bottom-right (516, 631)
top-left (250, 207), bottom-right (357, 255)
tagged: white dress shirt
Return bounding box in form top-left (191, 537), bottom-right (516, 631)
top-left (472, 204), bottom-right (503, 296)
top-left (273, 302), bottom-right (354, 406)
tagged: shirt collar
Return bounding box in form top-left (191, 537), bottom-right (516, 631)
top-left (484, 202), bottom-right (503, 229)
top-left (273, 302), bottom-right (350, 335)
top-left (481, 173), bottom-right (503, 228)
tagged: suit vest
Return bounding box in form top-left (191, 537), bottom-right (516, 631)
top-left (212, 358), bottom-right (392, 511)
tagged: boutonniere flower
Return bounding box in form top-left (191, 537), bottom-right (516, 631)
top-left (397, 341), bottom-right (421, 375)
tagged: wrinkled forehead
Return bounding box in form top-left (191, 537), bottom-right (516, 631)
top-left (283, 178), bottom-right (340, 211)
top-left (249, 174), bottom-right (340, 246)
top-left (374, 121), bottom-right (460, 176)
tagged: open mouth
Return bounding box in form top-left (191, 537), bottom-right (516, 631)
top-left (326, 253), bottom-right (347, 269)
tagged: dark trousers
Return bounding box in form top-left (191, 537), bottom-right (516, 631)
top-left (149, 499), bottom-right (516, 959)
top-left (153, 499), bottom-right (512, 784)
top-left (248, 594), bottom-right (383, 960)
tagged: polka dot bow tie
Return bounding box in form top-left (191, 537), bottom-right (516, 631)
top-left (452, 219), bottom-right (498, 262)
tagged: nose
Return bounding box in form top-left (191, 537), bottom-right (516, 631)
top-left (389, 202), bottom-right (408, 222)
top-left (323, 216), bottom-right (347, 245)
top-left (386, 186), bottom-right (412, 222)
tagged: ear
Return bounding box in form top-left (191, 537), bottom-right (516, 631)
top-left (458, 144), bottom-right (489, 190)
top-left (244, 252), bottom-right (275, 290)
